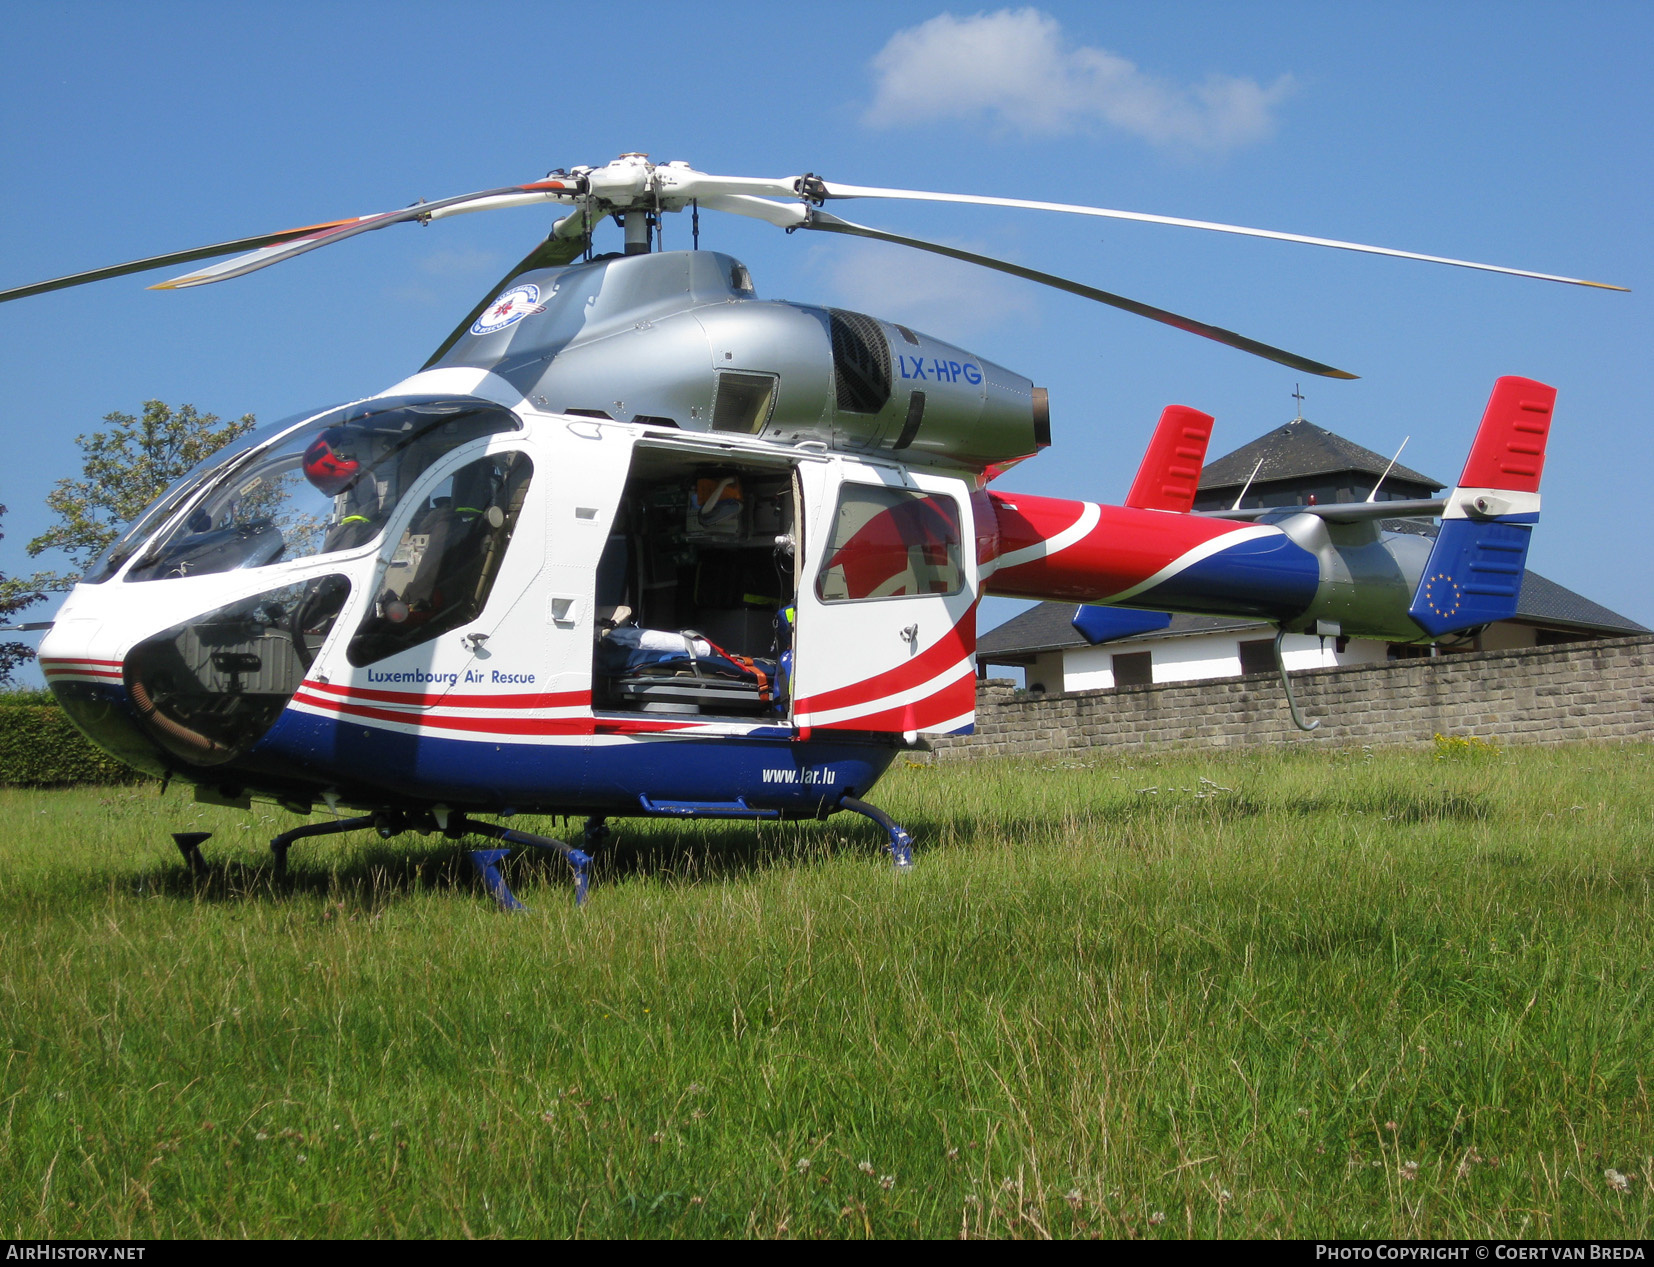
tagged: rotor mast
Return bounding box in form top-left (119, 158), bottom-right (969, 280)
top-left (621, 212), bottom-right (651, 255)
top-left (609, 154), bottom-right (658, 255)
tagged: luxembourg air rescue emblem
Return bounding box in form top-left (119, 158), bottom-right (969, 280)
top-left (470, 284), bottom-right (542, 336)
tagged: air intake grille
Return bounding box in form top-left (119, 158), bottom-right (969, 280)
top-left (827, 309), bottom-right (892, 415)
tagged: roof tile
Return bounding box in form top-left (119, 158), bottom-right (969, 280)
top-left (1198, 418), bottom-right (1442, 493)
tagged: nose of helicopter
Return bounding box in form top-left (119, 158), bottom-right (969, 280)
top-left (38, 564), bottom-right (355, 783)
top-left (39, 617), bottom-right (172, 779)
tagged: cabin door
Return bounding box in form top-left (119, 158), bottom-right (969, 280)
top-left (324, 440), bottom-right (546, 713)
top-left (789, 460), bottom-right (979, 738)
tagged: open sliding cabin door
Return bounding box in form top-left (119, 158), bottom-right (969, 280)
top-left (790, 460), bottom-right (979, 739)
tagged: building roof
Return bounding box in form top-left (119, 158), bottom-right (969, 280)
top-left (978, 570), bottom-right (1648, 661)
top-left (1514, 572), bottom-right (1649, 634)
top-left (1197, 417), bottom-right (1442, 495)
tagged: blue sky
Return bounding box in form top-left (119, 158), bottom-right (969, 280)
top-left (2, 1), bottom-right (1648, 682)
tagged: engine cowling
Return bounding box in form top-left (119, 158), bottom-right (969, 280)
top-left (432, 250), bottom-right (1049, 472)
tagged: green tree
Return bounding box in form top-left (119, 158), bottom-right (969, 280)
top-left (25, 400), bottom-right (257, 590)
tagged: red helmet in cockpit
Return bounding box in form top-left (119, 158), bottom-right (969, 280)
top-left (301, 427), bottom-right (361, 496)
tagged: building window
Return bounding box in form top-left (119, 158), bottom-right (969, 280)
top-left (1238, 638), bottom-right (1277, 676)
top-left (1387, 644), bottom-right (1432, 660)
top-left (1112, 651), bottom-right (1152, 687)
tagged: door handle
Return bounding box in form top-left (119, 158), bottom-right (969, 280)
top-left (900, 624), bottom-right (919, 655)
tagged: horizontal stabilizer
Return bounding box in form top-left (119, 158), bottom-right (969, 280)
top-left (1125, 406), bottom-right (1214, 513)
top-left (1197, 498), bottom-right (1446, 524)
top-left (1072, 606), bottom-right (1172, 645)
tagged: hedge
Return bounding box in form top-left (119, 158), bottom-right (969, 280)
top-left (0, 702), bottom-right (149, 787)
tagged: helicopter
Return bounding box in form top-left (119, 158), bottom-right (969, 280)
top-left (1, 153), bottom-right (1624, 908)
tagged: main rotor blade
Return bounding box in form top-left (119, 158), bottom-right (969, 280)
top-left (815, 181), bottom-right (1629, 292)
top-left (806, 210), bottom-right (1358, 380)
top-left (150, 181), bottom-right (576, 289)
top-left (694, 192), bottom-right (809, 229)
top-left (0, 221), bottom-right (357, 304)
top-left (0, 179), bottom-right (580, 304)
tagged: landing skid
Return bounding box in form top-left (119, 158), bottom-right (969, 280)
top-left (263, 809), bottom-right (591, 910)
top-left (178, 795), bottom-right (911, 910)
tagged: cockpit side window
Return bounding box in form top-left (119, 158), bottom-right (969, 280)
top-left (123, 398), bottom-right (520, 583)
top-left (346, 451), bottom-right (534, 666)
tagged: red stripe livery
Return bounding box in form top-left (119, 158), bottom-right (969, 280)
top-left (983, 493), bottom-right (1253, 602)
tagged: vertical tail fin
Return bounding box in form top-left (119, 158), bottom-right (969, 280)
top-left (1081, 405), bottom-right (1214, 640)
top-left (1408, 376), bottom-right (1555, 636)
top-left (1125, 405), bottom-right (1214, 513)
top-left (1454, 376), bottom-right (1554, 498)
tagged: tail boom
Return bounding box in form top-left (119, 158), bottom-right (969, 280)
top-left (985, 376), bottom-right (1556, 643)
top-left (982, 492), bottom-right (1320, 619)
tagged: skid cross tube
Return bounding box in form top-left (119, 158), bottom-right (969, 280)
top-left (837, 796), bottom-right (914, 869)
top-left (454, 815), bottom-right (592, 909)
top-left (268, 814), bottom-right (379, 879)
top-left (268, 810), bottom-right (591, 908)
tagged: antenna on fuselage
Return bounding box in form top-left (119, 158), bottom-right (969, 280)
top-left (1231, 458), bottom-right (1265, 511)
top-left (1365, 436), bottom-right (1412, 503)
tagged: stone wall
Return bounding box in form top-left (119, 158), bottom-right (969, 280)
top-left (932, 634), bottom-right (1654, 761)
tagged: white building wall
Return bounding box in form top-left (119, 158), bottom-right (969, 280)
top-left (1026, 651), bottom-right (1067, 694)
top-left (1057, 629), bottom-right (1392, 690)
top-left (1273, 632), bottom-right (1389, 672)
top-left (1151, 632), bottom-right (1246, 682)
top-left (1326, 636), bottom-right (1390, 667)
top-left (994, 617), bottom-right (1607, 696)
top-left (1060, 644), bottom-right (1117, 692)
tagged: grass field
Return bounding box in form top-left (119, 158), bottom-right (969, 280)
top-left (0, 741), bottom-right (1650, 1239)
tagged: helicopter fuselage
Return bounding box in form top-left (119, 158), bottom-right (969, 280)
top-left (39, 391), bottom-right (985, 819)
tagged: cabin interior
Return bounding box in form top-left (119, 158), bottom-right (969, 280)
top-left (593, 446), bottom-right (798, 716)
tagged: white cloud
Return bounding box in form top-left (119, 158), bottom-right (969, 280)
top-left (864, 9), bottom-right (1293, 151)
top-left (820, 238), bottom-right (1038, 343)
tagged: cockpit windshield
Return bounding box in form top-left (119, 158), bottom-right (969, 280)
top-left (80, 412), bottom-right (309, 585)
top-left (121, 396), bottom-right (520, 583)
